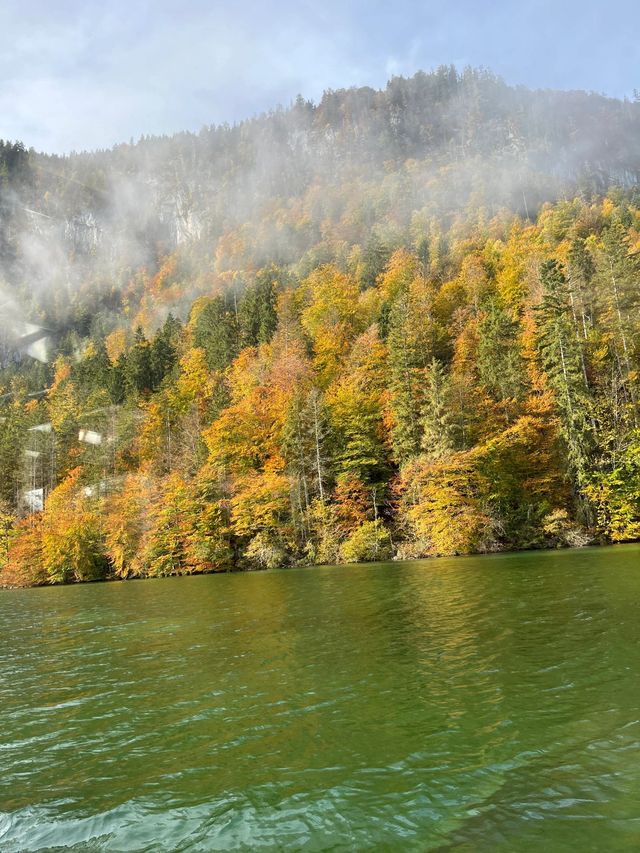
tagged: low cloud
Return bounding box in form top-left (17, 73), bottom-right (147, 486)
top-left (1, 0), bottom-right (638, 154)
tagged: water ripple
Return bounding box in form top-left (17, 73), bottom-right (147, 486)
top-left (1, 545), bottom-right (640, 850)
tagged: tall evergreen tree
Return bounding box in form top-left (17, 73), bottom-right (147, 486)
top-left (124, 327), bottom-right (154, 397)
top-left (536, 260), bottom-right (593, 486)
top-left (421, 359), bottom-right (454, 460)
top-left (191, 297), bottom-right (239, 372)
top-left (477, 302), bottom-right (527, 406)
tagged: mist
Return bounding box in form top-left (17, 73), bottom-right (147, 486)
top-left (1, 68), bottom-right (640, 356)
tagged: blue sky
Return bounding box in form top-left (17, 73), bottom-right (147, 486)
top-left (1, 0), bottom-right (638, 153)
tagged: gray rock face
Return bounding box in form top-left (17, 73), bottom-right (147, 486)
top-left (64, 212), bottom-right (101, 252)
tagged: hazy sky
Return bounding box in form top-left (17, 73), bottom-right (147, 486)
top-left (1, 0), bottom-right (638, 154)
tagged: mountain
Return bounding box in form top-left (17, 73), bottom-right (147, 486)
top-left (2, 67), bottom-right (640, 585)
top-left (2, 66), bottom-right (640, 326)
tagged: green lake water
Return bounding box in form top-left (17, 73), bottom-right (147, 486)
top-left (1, 545), bottom-right (639, 851)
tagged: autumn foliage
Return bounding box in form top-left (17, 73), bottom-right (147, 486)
top-left (4, 192), bottom-right (640, 585)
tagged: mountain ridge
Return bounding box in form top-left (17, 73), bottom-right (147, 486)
top-left (2, 66), bottom-right (640, 584)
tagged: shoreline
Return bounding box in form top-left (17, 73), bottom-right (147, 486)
top-left (2, 536), bottom-right (632, 591)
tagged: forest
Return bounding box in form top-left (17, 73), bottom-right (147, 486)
top-left (1, 67), bottom-right (640, 585)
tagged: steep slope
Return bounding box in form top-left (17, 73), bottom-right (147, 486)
top-left (2, 68), bottom-right (640, 584)
top-left (2, 67), bottom-right (640, 332)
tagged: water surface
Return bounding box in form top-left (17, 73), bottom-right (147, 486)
top-left (1, 546), bottom-right (640, 851)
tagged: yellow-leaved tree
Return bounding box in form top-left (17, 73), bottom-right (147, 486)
top-left (41, 468), bottom-right (107, 583)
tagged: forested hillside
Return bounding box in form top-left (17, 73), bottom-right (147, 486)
top-left (2, 67), bottom-right (640, 585)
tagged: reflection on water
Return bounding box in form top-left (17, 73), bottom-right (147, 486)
top-left (1, 545), bottom-right (639, 851)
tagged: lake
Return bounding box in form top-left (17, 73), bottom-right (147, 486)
top-left (1, 545), bottom-right (639, 851)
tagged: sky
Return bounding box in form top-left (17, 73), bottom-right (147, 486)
top-left (1, 0), bottom-right (639, 154)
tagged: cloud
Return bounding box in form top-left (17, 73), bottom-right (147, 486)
top-left (0, 1), bottom-right (370, 152)
top-left (0, 0), bottom-right (638, 153)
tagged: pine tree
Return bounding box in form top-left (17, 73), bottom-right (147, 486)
top-left (386, 293), bottom-right (424, 463)
top-left (477, 301), bottom-right (527, 407)
top-left (421, 359), bottom-right (454, 460)
top-left (124, 327), bottom-right (154, 397)
top-left (190, 296), bottom-right (239, 372)
top-left (238, 268), bottom-right (279, 348)
top-left (150, 314), bottom-right (181, 389)
top-left (536, 260), bottom-right (593, 486)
